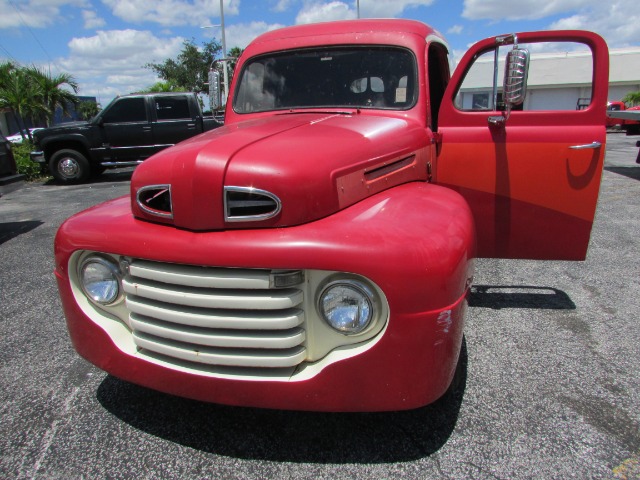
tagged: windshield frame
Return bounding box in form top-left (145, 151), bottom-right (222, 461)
top-left (232, 45), bottom-right (419, 114)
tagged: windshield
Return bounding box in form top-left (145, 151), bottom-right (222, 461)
top-left (233, 47), bottom-right (417, 113)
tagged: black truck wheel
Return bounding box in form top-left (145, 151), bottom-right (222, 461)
top-left (49, 149), bottom-right (91, 184)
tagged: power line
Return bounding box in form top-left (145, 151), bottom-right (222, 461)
top-left (0, 42), bottom-right (20, 64)
top-left (7, 0), bottom-right (54, 66)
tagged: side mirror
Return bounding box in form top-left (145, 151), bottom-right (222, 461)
top-left (489, 42), bottom-right (530, 126)
top-left (503, 47), bottom-right (529, 107)
top-left (209, 69), bottom-right (221, 111)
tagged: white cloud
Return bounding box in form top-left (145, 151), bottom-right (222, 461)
top-left (225, 22), bottom-right (286, 49)
top-left (67, 29), bottom-right (181, 60)
top-left (82, 10), bottom-right (106, 29)
top-left (548, 3), bottom-right (640, 47)
top-left (102, 0), bottom-right (240, 27)
top-left (462, 0), bottom-right (590, 21)
top-left (294, 0), bottom-right (436, 25)
top-left (359, 0), bottom-right (434, 18)
top-left (295, 1), bottom-right (356, 24)
top-left (272, 0), bottom-right (296, 12)
top-left (450, 48), bottom-right (470, 71)
top-left (447, 24), bottom-right (463, 35)
top-left (57, 30), bottom-right (185, 102)
top-left (462, 0), bottom-right (640, 49)
top-left (0, 0), bottom-right (87, 29)
top-left (105, 74), bottom-right (151, 85)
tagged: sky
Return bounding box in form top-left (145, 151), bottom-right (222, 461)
top-left (1, 0), bottom-right (639, 107)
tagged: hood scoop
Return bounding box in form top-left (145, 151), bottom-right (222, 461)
top-left (224, 187), bottom-right (282, 222)
top-left (137, 184), bottom-right (173, 219)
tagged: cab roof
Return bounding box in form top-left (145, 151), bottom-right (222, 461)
top-left (249, 19), bottom-right (443, 46)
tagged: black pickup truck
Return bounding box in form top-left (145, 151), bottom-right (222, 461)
top-left (31, 92), bottom-right (221, 183)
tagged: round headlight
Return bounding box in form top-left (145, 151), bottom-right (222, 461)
top-left (79, 256), bottom-right (122, 305)
top-left (319, 280), bottom-right (375, 335)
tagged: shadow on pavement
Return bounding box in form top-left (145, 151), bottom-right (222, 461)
top-left (92, 169), bottom-right (135, 183)
top-left (42, 168), bottom-right (135, 186)
top-left (469, 285), bottom-right (576, 310)
top-left (0, 220), bottom-right (43, 245)
top-left (97, 341), bottom-right (468, 463)
top-left (604, 166), bottom-right (640, 181)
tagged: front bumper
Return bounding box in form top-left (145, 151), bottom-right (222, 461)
top-left (55, 184), bottom-right (475, 411)
top-left (30, 151), bottom-right (45, 164)
top-left (58, 267), bottom-right (468, 411)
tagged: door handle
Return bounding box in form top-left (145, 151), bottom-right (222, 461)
top-left (569, 142), bottom-right (602, 150)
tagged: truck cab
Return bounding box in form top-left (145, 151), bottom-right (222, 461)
top-left (54, 20), bottom-right (608, 411)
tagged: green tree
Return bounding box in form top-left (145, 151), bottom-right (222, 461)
top-left (0, 62), bottom-right (80, 141)
top-left (77, 100), bottom-right (101, 120)
top-left (227, 46), bottom-right (244, 74)
top-left (0, 62), bottom-right (47, 142)
top-left (27, 66), bottom-right (79, 128)
top-left (139, 81), bottom-right (187, 93)
top-left (145, 38), bottom-right (222, 94)
top-left (622, 90), bottom-right (640, 106)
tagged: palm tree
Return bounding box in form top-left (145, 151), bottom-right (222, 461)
top-left (622, 91), bottom-right (640, 107)
top-left (0, 62), bottom-right (47, 142)
top-left (227, 47), bottom-right (244, 74)
top-left (27, 66), bottom-right (79, 128)
top-left (77, 100), bottom-right (100, 121)
top-left (139, 81), bottom-right (186, 93)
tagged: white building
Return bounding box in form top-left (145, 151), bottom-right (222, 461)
top-left (608, 47), bottom-right (640, 101)
top-left (456, 46), bottom-right (640, 111)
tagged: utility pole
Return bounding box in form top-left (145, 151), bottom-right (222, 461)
top-left (220, 0), bottom-right (228, 106)
top-left (357, 0), bottom-right (360, 18)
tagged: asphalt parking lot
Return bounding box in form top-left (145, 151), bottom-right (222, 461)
top-left (1, 133), bottom-right (639, 479)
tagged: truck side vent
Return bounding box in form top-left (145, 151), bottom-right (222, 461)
top-left (224, 186), bottom-right (281, 222)
top-left (137, 184), bottom-right (173, 219)
top-left (364, 155), bottom-right (416, 181)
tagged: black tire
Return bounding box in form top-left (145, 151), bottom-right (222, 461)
top-left (627, 124), bottom-right (640, 136)
top-left (49, 149), bottom-right (91, 184)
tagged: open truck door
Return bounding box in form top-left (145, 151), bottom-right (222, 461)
top-left (436, 31), bottom-right (609, 260)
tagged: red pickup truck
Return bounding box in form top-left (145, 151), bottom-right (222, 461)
top-left (607, 100), bottom-right (640, 133)
top-left (54, 20), bottom-right (608, 411)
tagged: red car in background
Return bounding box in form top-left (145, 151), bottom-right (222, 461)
top-left (607, 101), bottom-right (640, 134)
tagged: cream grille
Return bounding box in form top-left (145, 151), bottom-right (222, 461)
top-left (122, 260), bottom-right (306, 369)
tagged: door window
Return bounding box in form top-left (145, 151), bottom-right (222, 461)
top-left (155, 96), bottom-right (192, 120)
top-left (454, 42), bottom-right (593, 112)
top-left (102, 98), bottom-right (147, 123)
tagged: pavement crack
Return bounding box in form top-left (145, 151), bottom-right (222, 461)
top-left (30, 386), bottom-right (80, 478)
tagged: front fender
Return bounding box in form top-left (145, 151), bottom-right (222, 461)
top-left (56, 182), bottom-right (475, 314)
top-left (40, 132), bottom-right (95, 160)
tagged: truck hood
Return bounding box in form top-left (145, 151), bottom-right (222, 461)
top-left (131, 112), bottom-right (430, 230)
top-left (34, 121), bottom-right (91, 139)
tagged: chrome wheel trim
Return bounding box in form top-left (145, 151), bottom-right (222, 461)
top-left (58, 157), bottom-right (79, 178)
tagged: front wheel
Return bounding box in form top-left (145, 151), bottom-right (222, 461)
top-left (49, 149), bottom-right (90, 184)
